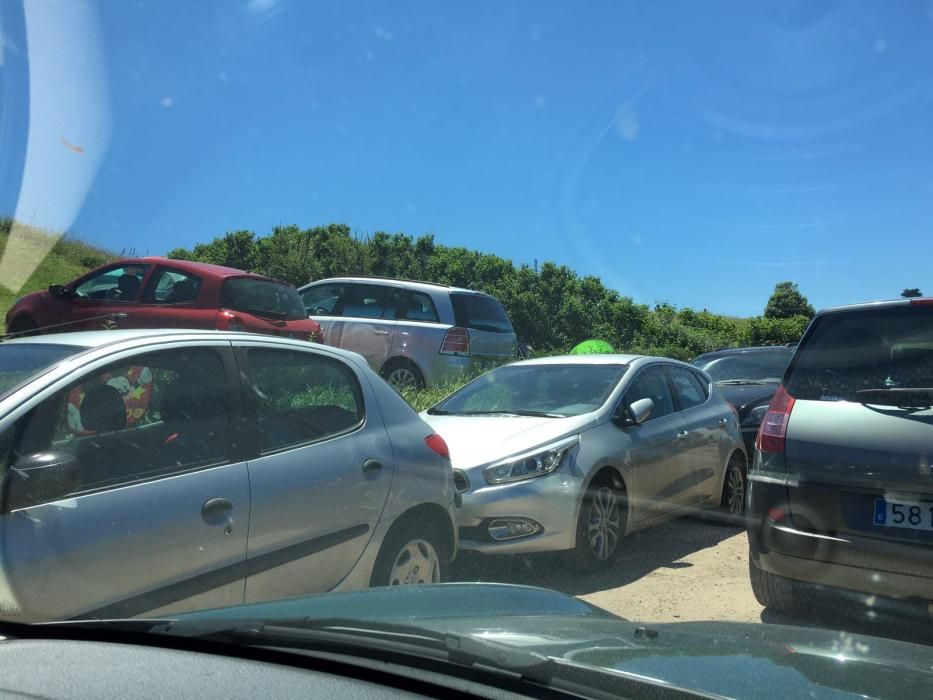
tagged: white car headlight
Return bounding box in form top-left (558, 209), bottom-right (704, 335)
top-left (483, 436), bottom-right (578, 485)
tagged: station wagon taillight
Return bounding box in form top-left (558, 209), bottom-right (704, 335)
top-left (755, 384), bottom-right (795, 454)
top-left (440, 326), bottom-right (470, 355)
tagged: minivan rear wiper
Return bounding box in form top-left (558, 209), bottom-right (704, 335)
top-left (855, 387), bottom-right (933, 407)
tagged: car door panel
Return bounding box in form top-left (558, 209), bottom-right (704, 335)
top-left (0, 342), bottom-right (249, 622)
top-left (235, 343), bottom-right (395, 601)
top-left (664, 366), bottom-right (726, 504)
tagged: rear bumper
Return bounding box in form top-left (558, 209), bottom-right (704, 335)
top-left (748, 480), bottom-right (933, 601)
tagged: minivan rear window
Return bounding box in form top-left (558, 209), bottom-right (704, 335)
top-left (786, 306), bottom-right (933, 403)
top-left (450, 293), bottom-right (513, 333)
top-left (221, 278), bottom-right (307, 321)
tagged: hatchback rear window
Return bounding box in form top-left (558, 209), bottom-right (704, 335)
top-left (786, 306), bottom-right (933, 403)
top-left (450, 293), bottom-right (513, 333)
top-left (221, 278), bottom-right (306, 321)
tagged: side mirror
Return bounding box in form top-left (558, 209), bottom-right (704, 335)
top-left (48, 284), bottom-right (74, 299)
top-left (4, 451), bottom-right (82, 511)
top-left (613, 397), bottom-right (654, 427)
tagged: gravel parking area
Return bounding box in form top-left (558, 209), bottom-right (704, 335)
top-left (451, 516), bottom-right (762, 624)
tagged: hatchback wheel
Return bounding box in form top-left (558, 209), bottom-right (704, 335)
top-left (382, 360), bottom-right (425, 392)
top-left (574, 477), bottom-right (626, 569)
top-left (371, 521), bottom-right (445, 587)
top-left (749, 555), bottom-right (797, 612)
top-left (721, 454), bottom-right (747, 518)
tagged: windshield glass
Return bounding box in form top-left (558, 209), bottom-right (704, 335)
top-left (0, 344), bottom-right (85, 397)
top-left (695, 351), bottom-right (793, 383)
top-left (220, 279), bottom-right (306, 320)
top-left (432, 364), bottom-right (626, 416)
top-left (4, 0), bottom-right (933, 693)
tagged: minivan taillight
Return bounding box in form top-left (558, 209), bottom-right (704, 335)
top-left (425, 433), bottom-right (450, 460)
top-left (440, 327), bottom-right (470, 355)
top-left (216, 310), bottom-right (246, 332)
top-left (755, 385), bottom-right (795, 454)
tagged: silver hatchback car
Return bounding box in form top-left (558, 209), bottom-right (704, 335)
top-left (422, 355), bottom-right (747, 568)
top-left (0, 330), bottom-right (457, 622)
top-left (298, 277), bottom-right (518, 390)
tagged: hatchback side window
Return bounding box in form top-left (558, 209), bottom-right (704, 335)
top-left (398, 291), bottom-right (439, 323)
top-left (1, 349), bottom-right (229, 509)
top-left (245, 349), bottom-right (364, 454)
top-left (73, 264), bottom-right (150, 302)
top-left (624, 366), bottom-right (675, 421)
top-left (666, 365), bottom-right (708, 410)
top-left (148, 268), bottom-right (203, 304)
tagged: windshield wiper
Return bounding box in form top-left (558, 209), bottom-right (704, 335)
top-left (436, 410), bottom-right (565, 418)
top-left (716, 379), bottom-right (776, 386)
top-left (855, 387), bottom-right (933, 408)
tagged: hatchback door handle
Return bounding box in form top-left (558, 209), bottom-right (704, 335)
top-left (372, 329), bottom-right (390, 336)
top-left (362, 459), bottom-right (383, 475)
top-left (201, 497), bottom-right (233, 526)
top-left (676, 430), bottom-right (689, 439)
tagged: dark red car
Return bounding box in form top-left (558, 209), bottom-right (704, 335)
top-left (5, 257), bottom-right (323, 341)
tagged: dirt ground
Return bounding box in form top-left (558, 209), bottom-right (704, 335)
top-left (451, 515), bottom-right (763, 624)
top-left (450, 515), bottom-right (933, 647)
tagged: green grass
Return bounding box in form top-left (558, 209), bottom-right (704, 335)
top-left (0, 219), bottom-right (114, 331)
top-left (398, 373), bottom-right (482, 412)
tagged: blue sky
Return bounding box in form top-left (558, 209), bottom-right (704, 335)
top-left (3, 0), bottom-right (933, 316)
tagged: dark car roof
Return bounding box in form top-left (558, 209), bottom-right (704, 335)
top-left (693, 345), bottom-right (795, 363)
top-left (112, 257), bottom-right (279, 281)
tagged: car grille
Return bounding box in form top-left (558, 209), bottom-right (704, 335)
top-left (453, 469), bottom-right (470, 492)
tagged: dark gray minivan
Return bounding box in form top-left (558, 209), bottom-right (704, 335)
top-left (748, 298), bottom-right (933, 614)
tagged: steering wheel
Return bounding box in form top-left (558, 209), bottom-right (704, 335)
top-left (105, 287), bottom-right (124, 301)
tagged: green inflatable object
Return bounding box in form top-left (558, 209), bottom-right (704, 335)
top-left (570, 339), bottom-right (615, 355)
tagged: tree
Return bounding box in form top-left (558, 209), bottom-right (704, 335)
top-left (764, 281), bottom-right (814, 319)
top-left (901, 288), bottom-right (922, 298)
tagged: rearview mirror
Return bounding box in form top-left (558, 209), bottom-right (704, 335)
top-left (613, 397), bottom-right (654, 427)
top-left (3, 451), bottom-right (82, 511)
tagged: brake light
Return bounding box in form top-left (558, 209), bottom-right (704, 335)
top-left (216, 310), bottom-right (246, 332)
top-left (909, 298), bottom-right (933, 306)
top-left (755, 385), bottom-right (795, 454)
top-left (440, 327), bottom-right (470, 355)
top-left (767, 507), bottom-right (787, 522)
top-left (425, 433), bottom-right (450, 460)
top-left (308, 322), bottom-right (323, 343)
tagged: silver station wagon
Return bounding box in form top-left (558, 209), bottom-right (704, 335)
top-left (298, 277), bottom-right (518, 390)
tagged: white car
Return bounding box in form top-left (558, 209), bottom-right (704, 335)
top-left (422, 354), bottom-right (746, 568)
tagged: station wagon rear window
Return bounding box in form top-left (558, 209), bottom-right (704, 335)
top-left (786, 306), bottom-right (933, 403)
top-left (451, 293), bottom-right (513, 333)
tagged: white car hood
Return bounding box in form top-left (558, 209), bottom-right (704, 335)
top-left (421, 412), bottom-right (598, 469)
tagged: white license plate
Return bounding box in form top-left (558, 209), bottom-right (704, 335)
top-left (873, 499), bottom-right (933, 531)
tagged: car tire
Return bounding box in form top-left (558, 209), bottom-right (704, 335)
top-left (381, 359), bottom-right (425, 392)
top-left (6, 316), bottom-right (38, 338)
top-left (370, 518), bottom-right (447, 587)
top-left (573, 474), bottom-right (627, 570)
top-left (720, 452), bottom-right (747, 521)
top-left (749, 556), bottom-right (796, 611)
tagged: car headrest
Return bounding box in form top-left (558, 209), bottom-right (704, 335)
top-left (160, 381), bottom-right (222, 423)
top-left (117, 274), bottom-right (141, 298)
top-left (80, 384), bottom-right (127, 433)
